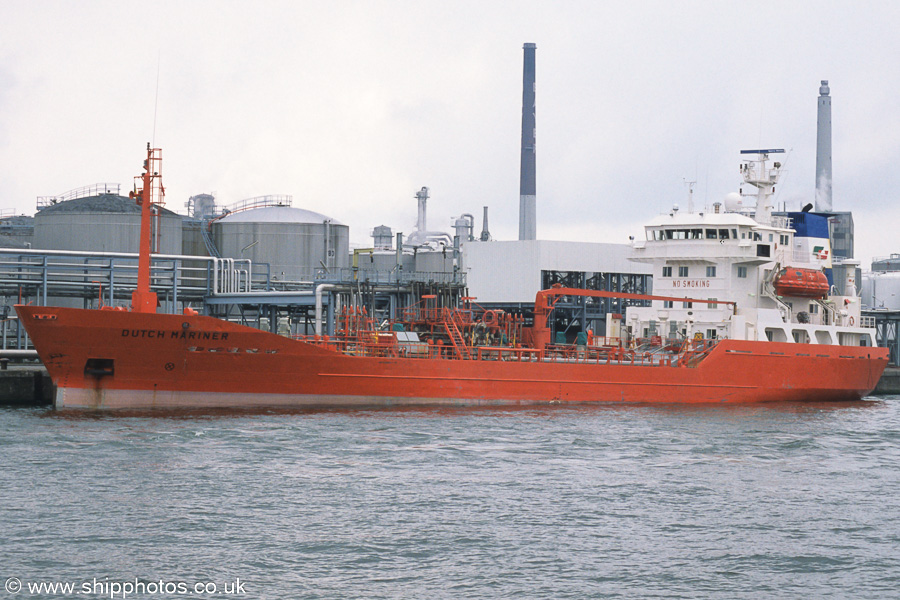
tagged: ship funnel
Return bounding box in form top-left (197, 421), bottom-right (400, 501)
top-left (815, 80), bottom-right (833, 212)
top-left (518, 43), bottom-right (537, 240)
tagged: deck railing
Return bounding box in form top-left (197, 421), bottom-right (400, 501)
top-left (36, 183), bottom-right (122, 209)
top-left (294, 333), bottom-right (720, 367)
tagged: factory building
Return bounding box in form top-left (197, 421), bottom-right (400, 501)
top-left (461, 239), bottom-right (652, 338)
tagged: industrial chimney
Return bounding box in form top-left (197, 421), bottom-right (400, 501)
top-left (815, 80), bottom-right (833, 212)
top-left (518, 43), bottom-right (537, 240)
top-left (480, 206), bottom-right (492, 241)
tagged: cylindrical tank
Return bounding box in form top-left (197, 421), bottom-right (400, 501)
top-left (0, 215), bottom-right (34, 248)
top-left (33, 194), bottom-right (182, 254)
top-left (181, 218), bottom-right (209, 257)
top-left (872, 254), bottom-right (900, 272)
top-left (0, 234), bottom-right (30, 249)
top-left (189, 194), bottom-right (217, 218)
top-left (862, 271), bottom-right (900, 310)
top-left (372, 225), bottom-right (393, 250)
top-left (454, 215), bottom-right (473, 242)
top-left (213, 205), bottom-right (349, 282)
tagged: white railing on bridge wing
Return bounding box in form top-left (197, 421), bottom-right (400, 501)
top-left (860, 316), bottom-right (877, 329)
top-left (770, 215), bottom-right (793, 230)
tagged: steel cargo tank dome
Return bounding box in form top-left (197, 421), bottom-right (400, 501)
top-left (213, 205), bottom-right (349, 282)
top-left (33, 193), bottom-right (182, 253)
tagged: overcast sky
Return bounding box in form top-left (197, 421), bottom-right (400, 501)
top-left (1, 1), bottom-right (898, 265)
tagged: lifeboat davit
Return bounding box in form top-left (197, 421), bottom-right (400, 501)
top-left (773, 268), bottom-right (829, 298)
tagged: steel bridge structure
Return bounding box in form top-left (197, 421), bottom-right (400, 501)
top-left (865, 309), bottom-right (900, 366)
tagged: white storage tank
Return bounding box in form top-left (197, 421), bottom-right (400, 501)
top-left (33, 193), bottom-right (182, 254)
top-left (212, 205), bottom-right (349, 282)
top-left (862, 271), bottom-right (900, 310)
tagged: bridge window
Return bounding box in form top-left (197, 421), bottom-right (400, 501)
top-left (662, 266), bottom-right (672, 277)
top-left (678, 266), bottom-right (689, 277)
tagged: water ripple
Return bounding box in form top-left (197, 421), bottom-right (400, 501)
top-left (1, 399), bottom-right (899, 598)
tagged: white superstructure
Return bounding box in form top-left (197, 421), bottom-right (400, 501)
top-left (627, 150), bottom-right (875, 347)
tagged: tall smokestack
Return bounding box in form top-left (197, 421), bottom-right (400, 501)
top-left (518, 43), bottom-right (537, 240)
top-left (415, 186), bottom-right (429, 233)
top-left (815, 80), bottom-right (833, 212)
top-left (480, 206), bottom-right (492, 241)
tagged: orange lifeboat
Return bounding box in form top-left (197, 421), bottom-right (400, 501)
top-left (773, 268), bottom-right (829, 298)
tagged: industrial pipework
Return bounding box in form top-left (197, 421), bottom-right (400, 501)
top-left (406, 186), bottom-right (453, 247)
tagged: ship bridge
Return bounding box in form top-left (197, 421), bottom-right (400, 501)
top-left (632, 211), bottom-right (794, 267)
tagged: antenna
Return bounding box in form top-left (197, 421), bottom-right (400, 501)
top-left (152, 52), bottom-right (161, 146)
top-left (772, 147), bottom-right (793, 206)
top-left (683, 179), bottom-right (696, 213)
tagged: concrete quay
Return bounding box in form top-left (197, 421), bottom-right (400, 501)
top-left (0, 365), bottom-right (54, 406)
top-left (873, 367), bottom-right (900, 396)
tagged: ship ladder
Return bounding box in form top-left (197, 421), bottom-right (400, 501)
top-left (444, 318), bottom-right (472, 360)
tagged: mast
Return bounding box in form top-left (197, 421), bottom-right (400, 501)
top-left (739, 148), bottom-right (784, 225)
top-left (130, 143), bottom-right (164, 313)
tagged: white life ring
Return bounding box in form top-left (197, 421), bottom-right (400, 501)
top-left (849, 316), bottom-right (855, 326)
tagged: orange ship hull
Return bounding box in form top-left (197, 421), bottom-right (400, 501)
top-left (16, 305), bottom-right (889, 410)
